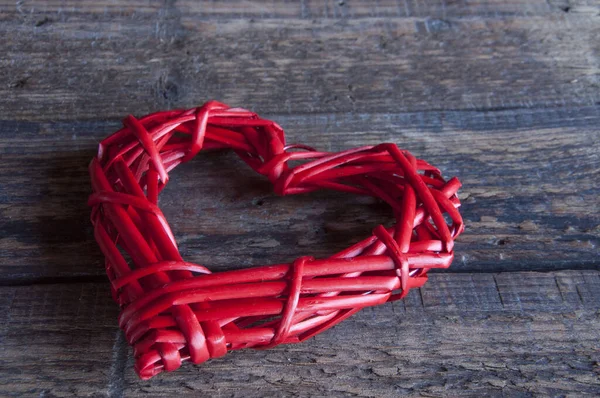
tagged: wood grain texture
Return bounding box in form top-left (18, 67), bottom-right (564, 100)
top-left (0, 271), bottom-right (598, 397)
top-left (0, 1), bottom-right (599, 120)
top-left (0, 283), bottom-right (119, 397)
top-left (4, 0), bottom-right (594, 19)
top-left (1, 106), bottom-right (598, 281)
top-left (1, 1), bottom-right (599, 395)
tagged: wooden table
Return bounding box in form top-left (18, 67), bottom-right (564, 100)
top-left (1, 1), bottom-right (599, 396)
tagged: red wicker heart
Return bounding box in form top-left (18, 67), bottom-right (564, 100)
top-left (88, 101), bottom-right (464, 379)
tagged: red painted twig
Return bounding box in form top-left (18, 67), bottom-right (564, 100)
top-left (88, 101), bottom-right (464, 379)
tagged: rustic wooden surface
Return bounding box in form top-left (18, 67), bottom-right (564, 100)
top-left (0, 1), bottom-right (599, 397)
top-left (2, 272), bottom-right (599, 397)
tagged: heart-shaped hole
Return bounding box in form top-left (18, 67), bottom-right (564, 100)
top-left (160, 151), bottom-right (394, 272)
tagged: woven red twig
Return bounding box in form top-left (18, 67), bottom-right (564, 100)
top-left (88, 101), bottom-right (464, 379)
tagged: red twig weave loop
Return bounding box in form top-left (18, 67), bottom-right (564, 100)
top-left (88, 101), bottom-right (464, 379)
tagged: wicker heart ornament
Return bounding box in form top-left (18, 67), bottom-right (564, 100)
top-left (88, 101), bottom-right (464, 379)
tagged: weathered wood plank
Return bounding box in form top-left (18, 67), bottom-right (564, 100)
top-left (2, 0), bottom-right (588, 20)
top-left (1, 106), bottom-right (598, 281)
top-left (1, 1), bottom-right (599, 120)
top-left (0, 271), bottom-right (598, 397)
top-left (0, 283), bottom-right (119, 397)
